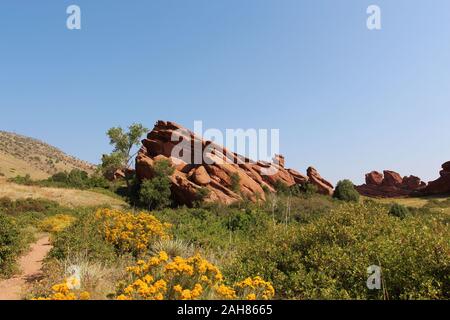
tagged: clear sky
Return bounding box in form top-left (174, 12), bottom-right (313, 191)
top-left (1, 0), bottom-right (449, 184)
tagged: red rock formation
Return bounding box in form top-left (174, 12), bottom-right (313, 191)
top-left (382, 170), bottom-right (403, 187)
top-left (307, 167), bottom-right (334, 196)
top-left (356, 170), bottom-right (426, 198)
top-left (365, 171), bottom-right (383, 186)
top-left (108, 168), bottom-right (135, 181)
top-left (421, 161), bottom-right (450, 195)
top-left (274, 154), bottom-right (285, 168)
top-left (135, 121), bottom-right (334, 205)
top-left (402, 175), bottom-right (426, 190)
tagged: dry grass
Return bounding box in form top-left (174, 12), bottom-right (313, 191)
top-left (26, 252), bottom-right (131, 300)
top-left (0, 152), bottom-right (49, 179)
top-left (0, 179), bottom-right (126, 209)
top-left (365, 195), bottom-right (450, 215)
top-left (0, 131), bottom-right (96, 179)
top-left (364, 195), bottom-right (448, 208)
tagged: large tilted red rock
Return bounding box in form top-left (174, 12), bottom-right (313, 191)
top-left (421, 161), bottom-right (450, 195)
top-left (356, 170), bottom-right (426, 198)
top-left (135, 121), bottom-right (334, 205)
top-left (307, 167), bottom-right (333, 196)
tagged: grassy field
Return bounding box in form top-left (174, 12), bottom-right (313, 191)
top-left (0, 178), bottom-right (127, 209)
top-left (366, 195), bottom-right (450, 215)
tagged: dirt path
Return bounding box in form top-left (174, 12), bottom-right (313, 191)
top-left (0, 236), bottom-right (52, 300)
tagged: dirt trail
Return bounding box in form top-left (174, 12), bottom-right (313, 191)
top-left (0, 236), bottom-right (52, 300)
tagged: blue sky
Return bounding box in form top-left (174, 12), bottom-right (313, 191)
top-left (1, 0), bottom-right (449, 184)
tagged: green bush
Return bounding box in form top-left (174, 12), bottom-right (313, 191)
top-left (139, 159), bottom-right (175, 210)
top-left (9, 169), bottom-right (111, 191)
top-left (389, 203), bottom-right (410, 219)
top-left (225, 202), bottom-right (450, 299)
top-left (230, 173), bottom-right (241, 193)
top-left (0, 197), bottom-right (59, 215)
top-left (8, 174), bottom-right (33, 185)
top-left (49, 210), bottom-right (116, 262)
top-left (300, 182), bottom-right (318, 197)
top-left (0, 213), bottom-right (22, 276)
top-left (333, 180), bottom-right (360, 202)
top-left (273, 180), bottom-right (290, 195)
top-left (226, 209), bottom-right (260, 232)
top-left (193, 187), bottom-right (210, 207)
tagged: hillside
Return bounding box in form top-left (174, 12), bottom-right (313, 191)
top-left (0, 178), bottom-right (126, 208)
top-left (0, 131), bottom-right (96, 179)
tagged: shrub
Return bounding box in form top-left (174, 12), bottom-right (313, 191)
top-left (389, 203), bottom-right (410, 219)
top-left (150, 239), bottom-right (194, 259)
top-left (194, 187), bottom-right (210, 207)
top-left (261, 185), bottom-right (270, 194)
top-left (300, 182), bottom-right (318, 197)
top-left (226, 209), bottom-right (259, 232)
top-left (10, 170), bottom-right (111, 191)
top-left (114, 251), bottom-right (274, 300)
top-left (0, 197), bottom-right (59, 215)
top-left (95, 208), bottom-right (171, 257)
top-left (273, 180), bottom-right (290, 195)
top-left (154, 208), bottom-right (231, 250)
top-left (49, 172), bottom-right (68, 183)
top-left (29, 252), bottom-right (130, 300)
top-left (333, 180), bottom-right (360, 202)
top-left (226, 202), bottom-right (450, 299)
top-left (8, 174), bottom-right (33, 185)
top-left (33, 282), bottom-right (90, 300)
top-left (49, 210), bottom-right (116, 262)
top-left (230, 173), bottom-right (241, 193)
top-left (39, 214), bottom-right (77, 233)
top-left (139, 159), bottom-right (174, 210)
top-left (0, 213), bottom-right (22, 276)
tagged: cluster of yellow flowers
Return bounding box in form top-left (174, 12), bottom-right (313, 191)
top-left (235, 276), bottom-right (275, 300)
top-left (95, 208), bottom-right (171, 256)
top-left (116, 251), bottom-right (274, 300)
top-left (39, 214), bottom-right (76, 233)
top-left (33, 281), bottom-right (90, 300)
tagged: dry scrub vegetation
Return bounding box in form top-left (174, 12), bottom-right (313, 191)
top-left (0, 131), bottom-right (95, 179)
top-left (0, 180), bottom-right (126, 208)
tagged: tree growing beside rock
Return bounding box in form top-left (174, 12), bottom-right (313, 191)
top-left (101, 123), bottom-right (148, 189)
top-left (139, 159), bottom-right (175, 210)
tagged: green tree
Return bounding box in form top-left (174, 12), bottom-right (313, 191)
top-left (333, 180), bottom-right (360, 202)
top-left (101, 123), bottom-right (148, 188)
top-left (139, 159), bottom-right (175, 210)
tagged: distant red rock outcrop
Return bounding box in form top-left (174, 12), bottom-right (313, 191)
top-left (421, 161), bottom-right (450, 195)
top-left (356, 170), bottom-right (426, 198)
top-left (307, 167), bottom-right (334, 196)
top-left (135, 121), bottom-right (334, 205)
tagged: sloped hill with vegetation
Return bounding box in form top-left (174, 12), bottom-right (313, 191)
top-left (0, 131), bottom-right (95, 179)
